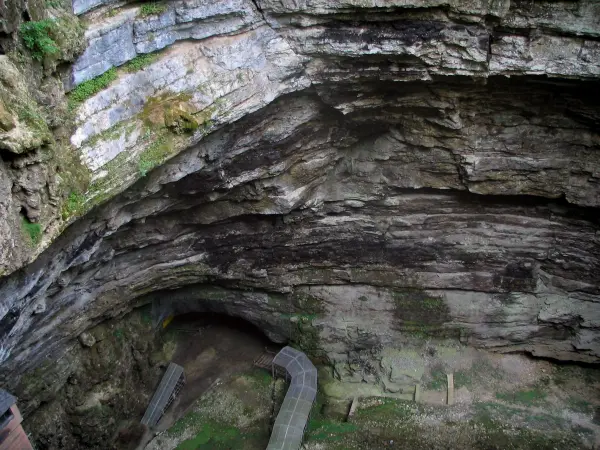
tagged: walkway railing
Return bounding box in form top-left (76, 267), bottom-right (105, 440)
top-left (141, 363), bottom-right (185, 428)
top-left (266, 346), bottom-right (317, 450)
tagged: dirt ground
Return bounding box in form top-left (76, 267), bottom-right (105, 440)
top-left (312, 345), bottom-right (600, 450)
top-left (146, 340), bottom-right (600, 450)
top-left (137, 314), bottom-right (600, 450)
top-left (138, 313), bottom-right (281, 449)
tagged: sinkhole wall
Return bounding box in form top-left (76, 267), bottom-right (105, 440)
top-left (0, 0), bottom-right (598, 447)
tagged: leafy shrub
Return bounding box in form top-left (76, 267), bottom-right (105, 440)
top-left (19, 20), bottom-right (59, 61)
top-left (139, 3), bottom-right (167, 16)
top-left (68, 68), bottom-right (117, 109)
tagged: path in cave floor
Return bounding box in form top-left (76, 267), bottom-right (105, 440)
top-left (153, 314), bottom-right (280, 432)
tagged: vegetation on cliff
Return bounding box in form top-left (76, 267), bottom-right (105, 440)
top-left (68, 68), bottom-right (117, 109)
top-left (19, 19), bottom-right (59, 61)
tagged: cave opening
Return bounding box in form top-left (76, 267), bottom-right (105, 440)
top-left (150, 311), bottom-right (282, 429)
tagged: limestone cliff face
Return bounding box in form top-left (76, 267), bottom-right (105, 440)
top-left (0, 0), bottom-right (599, 434)
top-left (0, 0), bottom-right (87, 277)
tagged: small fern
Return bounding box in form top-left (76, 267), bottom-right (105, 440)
top-left (124, 53), bottom-right (157, 72)
top-left (19, 20), bottom-right (59, 61)
top-left (68, 68), bottom-right (118, 109)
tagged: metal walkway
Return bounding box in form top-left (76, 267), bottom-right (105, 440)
top-left (267, 346), bottom-right (318, 450)
top-left (141, 362), bottom-right (185, 428)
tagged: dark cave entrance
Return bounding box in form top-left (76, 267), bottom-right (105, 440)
top-left (152, 312), bottom-right (282, 431)
top-left (165, 312), bottom-right (278, 342)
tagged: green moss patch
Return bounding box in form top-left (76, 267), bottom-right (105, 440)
top-left (393, 289), bottom-right (450, 325)
top-left (302, 396), bottom-right (588, 450)
top-left (124, 53), bottom-right (157, 72)
top-left (307, 389), bottom-right (357, 442)
top-left (308, 420), bottom-right (357, 442)
top-left (141, 93), bottom-right (203, 135)
top-left (161, 371), bottom-right (278, 450)
top-left (138, 133), bottom-right (173, 177)
top-left (354, 397), bottom-right (417, 422)
top-left (495, 388), bottom-right (547, 406)
top-left (453, 369), bottom-right (473, 389)
top-left (425, 366), bottom-right (447, 391)
top-left (139, 2), bottom-right (167, 16)
top-left (289, 319), bottom-right (323, 360)
top-left (21, 217), bottom-right (42, 246)
top-left (242, 368), bottom-right (273, 389)
top-left (175, 420), bottom-right (241, 450)
top-left (61, 191), bottom-right (86, 220)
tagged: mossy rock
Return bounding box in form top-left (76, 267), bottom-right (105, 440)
top-left (393, 289), bottom-right (451, 331)
top-left (0, 98), bottom-right (15, 130)
top-left (141, 93), bottom-right (203, 135)
top-left (19, 13), bottom-right (85, 68)
top-left (164, 104), bottom-right (200, 134)
top-left (0, 56), bottom-right (53, 153)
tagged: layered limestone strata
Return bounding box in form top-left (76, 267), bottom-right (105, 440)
top-left (1, 0), bottom-right (599, 274)
top-left (0, 0), bottom-right (599, 447)
top-left (1, 85), bottom-right (599, 373)
top-left (70, 0), bottom-right (262, 85)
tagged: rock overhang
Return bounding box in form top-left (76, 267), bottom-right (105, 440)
top-left (0, 0), bottom-right (599, 397)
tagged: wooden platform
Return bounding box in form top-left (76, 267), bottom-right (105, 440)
top-left (253, 352), bottom-right (275, 370)
top-left (253, 350), bottom-right (287, 378)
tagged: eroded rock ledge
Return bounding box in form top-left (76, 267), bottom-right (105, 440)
top-left (2, 84), bottom-right (599, 370)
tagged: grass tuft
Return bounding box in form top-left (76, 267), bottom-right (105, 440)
top-left (124, 53), bottom-right (157, 72)
top-left (21, 217), bottom-right (42, 246)
top-left (139, 2), bottom-right (167, 16)
top-left (62, 191), bottom-right (86, 220)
